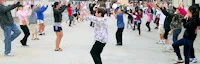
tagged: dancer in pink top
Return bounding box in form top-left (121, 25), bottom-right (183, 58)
top-left (145, 8), bottom-right (153, 32)
top-left (17, 5), bottom-right (31, 46)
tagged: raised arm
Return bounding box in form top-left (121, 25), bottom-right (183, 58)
top-left (53, 5), bottom-right (68, 14)
top-left (38, 5), bottom-right (48, 13)
top-left (0, 2), bottom-right (20, 13)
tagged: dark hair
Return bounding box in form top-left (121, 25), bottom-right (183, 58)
top-left (68, 3), bottom-right (71, 7)
top-left (31, 5), bottom-right (34, 9)
top-left (188, 6), bottom-right (196, 15)
top-left (52, 2), bottom-right (60, 8)
top-left (173, 6), bottom-right (177, 11)
top-left (17, 5), bottom-right (24, 11)
top-left (97, 7), bottom-right (106, 17)
top-left (19, 5), bottom-right (24, 7)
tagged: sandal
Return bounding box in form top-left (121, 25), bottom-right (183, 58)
top-left (34, 38), bottom-right (40, 40)
top-left (31, 38), bottom-right (35, 40)
top-left (174, 60), bottom-right (184, 64)
top-left (55, 48), bottom-right (63, 51)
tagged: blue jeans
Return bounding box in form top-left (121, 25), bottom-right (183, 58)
top-left (1, 24), bottom-right (21, 54)
top-left (172, 38), bottom-right (194, 64)
top-left (172, 29), bottom-right (181, 42)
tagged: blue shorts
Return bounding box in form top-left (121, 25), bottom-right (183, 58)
top-left (54, 26), bottom-right (62, 32)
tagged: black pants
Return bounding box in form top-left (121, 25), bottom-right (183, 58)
top-left (172, 38), bottom-right (194, 64)
top-left (69, 16), bottom-right (73, 26)
top-left (116, 28), bottom-right (124, 45)
top-left (20, 25), bottom-right (30, 45)
top-left (137, 23), bottom-right (141, 35)
top-left (90, 22), bottom-right (94, 27)
top-left (146, 22), bottom-right (151, 31)
top-left (90, 41), bottom-right (106, 64)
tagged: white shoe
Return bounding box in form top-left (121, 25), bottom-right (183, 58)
top-left (4, 53), bottom-right (15, 57)
top-left (162, 40), bottom-right (166, 44)
top-left (157, 40), bottom-right (165, 44)
top-left (164, 45), bottom-right (174, 51)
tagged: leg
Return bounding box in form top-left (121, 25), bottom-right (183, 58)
top-left (35, 24), bottom-right (39, 38)
top-left (146, 22), bottom-right (149, 31)
top-left (29, 24), bottom-right (35, 39)
top-left (69, 16), bottom-right (72, 26)
top-left (116, 28), bottom-right (120, 44)
top-left (137, 23), bottom-right (141, 35)
top-left (119, 28), bottom-right (124, 44)
top-left (10, 24), bottom-right (21, 41)
top-left (190, 45), bottom-right (195, 58)
top-left (90, 41), bottom-right (106, 64)
top-left (20, 25), bottom-right (30, 45)
top-left (3, 26), bottom-right (12, 55)
top-left (41, 23), bottom-right (45, 33)
top-left (164, 29), bottom-right (170, 45)
top-left (147, 22), bottom-right (151, 31)
top-left (184, 39), bottom-right (194, 64)
top-left (172, 38), bottom-right (184, 61)
top-left (39, 24), bottom-right (42, 34)
top-left (172, 29), bottom-right (181, 43)
top-left (56, 31), bottom-right (63, 50)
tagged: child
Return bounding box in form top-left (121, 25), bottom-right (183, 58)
top-left (85, 7), bottom-right (108, 64)
top-left (29, 4), bottom-right (41, 40)
top-left (17, 5), bottom-right (31, 46)
top-left (115, 7), bottom-right (124, 46)
top-left (67, 3), bottom-right (73, 27)
top-left (136, 9), bottom-right (143, 36)
top-left (37, 3), bottom-right (48, 35)
top-left (132, 10), bottom-right (137, 30)
top-left (145, 8), bottom-right (153, 32)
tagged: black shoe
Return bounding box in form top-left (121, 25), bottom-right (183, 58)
top-left (116, 43), bottom-right (123, 46)
top-left (22, 45), bottom-right (29, 47)
top-left (20, 40), bottom-right (25, 45)
top-left (39, 33), bottom-right (43, 35)
top-left (132, 28), bottom-right (135, 31)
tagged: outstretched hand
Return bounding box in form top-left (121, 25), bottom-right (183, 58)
top-left (65, 2), bottom-right (69, 6)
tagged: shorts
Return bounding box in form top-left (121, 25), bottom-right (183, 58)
top-left (29, 24), bottom-right (38, 34)
top-left (38, 20), bottom-right (44, 24)
top-left (54, 26), bottom-right (62, 32)
top-left (73, 14), bottom-right (77, 17)
top-left (158, 24), bottom-right (165, 34)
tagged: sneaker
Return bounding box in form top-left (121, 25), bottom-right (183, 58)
top-left (157, 40), bottom-right (165, 44)
top-left (190, 58), bottom-right (197, 63)
top-left (4, 53), bottom-right (15, 57)
top-left (22, 45), bottom-right (29, 47)
top-left (165, 45), bottom-right (174, 51)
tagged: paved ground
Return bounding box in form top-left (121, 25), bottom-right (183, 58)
top-left (0, 2), bottom-right (200, 64)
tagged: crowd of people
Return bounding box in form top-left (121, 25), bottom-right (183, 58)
top-left (0, 0), bottom-right (200, 64)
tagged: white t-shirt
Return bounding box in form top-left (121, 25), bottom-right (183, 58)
top-left (106, 2), bottom-right (110, 9)
top-left (112, 3), bottom-right (118, 9)
top-left (156, 10), bottom-right (166, 24)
